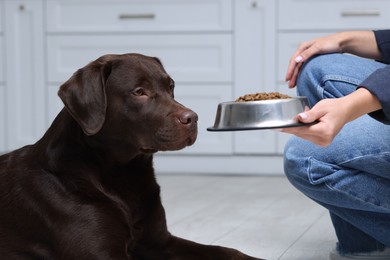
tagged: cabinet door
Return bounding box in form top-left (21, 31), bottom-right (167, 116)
top-left (233, 0), bottom-right (277, 154)
top-left (47, 34), bottom-right (232, 84)
top-left (279, 0), bottom-right (390, 31)
top-left (0, 37), bottom-right (3, 84)
top-left (0, 1), bottom-right (2, 32)
top-left (5, 0), bottom-right (46, 151)
top-left (0, 1), bottom-right (4, 153)
top-left (46, 0), bottom-right (233, 33)
top-left (0, 85), bottom-right (4, 153)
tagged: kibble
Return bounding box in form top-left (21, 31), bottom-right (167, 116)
top-left (235, 92), bottom-right (291, 102)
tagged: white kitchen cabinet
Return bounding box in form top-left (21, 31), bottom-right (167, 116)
top-left (0, 0), bottom-right (2, 32)
top-left (1, 0), bottom-right (387, 173)
top-left (279, 0), bottom-right (390, 31)
top-left (233, 0), bottom-right (277, 154)
top-left (275, 3), bottom-right (339, 154)
top-left (0, 0), bottom-right (277, 163)
top-left (0, 1), bottom-right (3, 84)
top-left (45, 0), bottom-right (234, 155)
top-left (275, 0), bottom-right (390, 154)
top-left (4, 0), bottom-right (46, 151)
top-left (46, 0), bottom-right (232, 33)
top-left (0, 86), bottom-right (4, 154)
top-left (0, 38), bottom-right (3, 84)
top-left (46, 35), bottom-right (233, 85)
top-left (0, 1), bottom-right (4, 152)
top-left (156, 0), bottom-right (280, 174)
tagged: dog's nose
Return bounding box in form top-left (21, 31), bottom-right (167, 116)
top-left (179, 111), bottom-right (198, 125)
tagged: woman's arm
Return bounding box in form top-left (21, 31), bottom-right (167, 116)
top-left (282, 30), bottom-right (390, 146)
top-left (286, 31), bottom-right (382, 88)
top-left (334, 31), bottom-right (381, 59)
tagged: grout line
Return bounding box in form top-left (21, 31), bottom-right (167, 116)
top-left (277, 210), bottom-right (329, 260)
top-left (165, 175), bottom-right (287, 228)
top-left (210, 192), bottom-right (291, 245)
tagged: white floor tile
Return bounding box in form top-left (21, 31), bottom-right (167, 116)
top-left (157, 174), bottom-right (337, 260)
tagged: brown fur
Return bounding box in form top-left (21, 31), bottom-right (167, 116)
top-left (0, 53), bottom-right (263, 260)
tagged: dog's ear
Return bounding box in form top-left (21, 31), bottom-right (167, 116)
top-left (58, 60), bottom-right (112, 136)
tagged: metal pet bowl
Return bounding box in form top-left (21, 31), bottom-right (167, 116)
top-left (207, 96), bottom-right (311, 131)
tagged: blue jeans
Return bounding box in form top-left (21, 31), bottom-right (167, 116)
top-left (284, 54), bottom-right (390, 254)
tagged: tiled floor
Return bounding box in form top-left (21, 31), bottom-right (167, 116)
top-left (156, 174), bottom-right (337, 260)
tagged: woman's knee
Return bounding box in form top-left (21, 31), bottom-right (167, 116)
top-left (295, 56), bottom-right (327, 105)
top-left (296, 54), bottom-right (382, 105)
top-left (295, 54), bottom-right (341, 102)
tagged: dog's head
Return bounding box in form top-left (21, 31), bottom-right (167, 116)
top-left (58, 53), bottom-right (198, 156)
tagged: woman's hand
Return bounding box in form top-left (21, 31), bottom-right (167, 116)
top-left (280, 99), bottom-right (349, 146)
top-left (285, 31), bottom-right (381, 88)
top-left (285, 34), bottom-right (343, 88)
top-left (281, 88), bottom-right (382, 146)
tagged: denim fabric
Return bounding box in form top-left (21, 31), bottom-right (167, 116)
top-left (284, 54), bottom-right (390, 254)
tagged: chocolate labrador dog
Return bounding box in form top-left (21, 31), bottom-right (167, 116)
top-left (0, 53), bottom-right (263, 260)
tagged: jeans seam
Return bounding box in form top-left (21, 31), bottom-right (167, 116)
top-left (324, 181), bottom-right (390, 211)
top-left (338, 152), bottom-right (390, 166)
top-left (321, 74), bottom-right (362, 86)
top-left (307, 156), bottom-right (390, 211)
top-left (323, 174), bottom-right (390, 211)
top-left (318, 74), bottom-right (361, 99)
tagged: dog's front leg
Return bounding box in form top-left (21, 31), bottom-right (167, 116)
top-left (157, 235), bottom-right (265, 260)
top-left (130, 195), bottom-right (264, 260)
top-left (132, 233), bottom-right (263, 260)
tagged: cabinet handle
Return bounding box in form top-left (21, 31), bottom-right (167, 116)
top-left (118, 13), bottom-right (155, 20)
top-left (341, 9), bottom-right (380, 17)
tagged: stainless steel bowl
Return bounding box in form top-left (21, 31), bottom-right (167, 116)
top-left (207, 96), bottom-right (311, 131)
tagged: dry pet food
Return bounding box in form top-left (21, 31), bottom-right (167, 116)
top-left (235, 92), bottom-right (291, 102)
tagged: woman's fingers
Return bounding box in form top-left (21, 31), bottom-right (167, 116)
top-left (285, 41), bottom-right (316, 87)
top-left (288, 62), bottom-right (303, 88)
top-left (280, 122), bottom-right (334, 147)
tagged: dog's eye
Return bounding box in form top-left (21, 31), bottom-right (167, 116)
top-left (169, 80), bottom-right (175, 94)
top-left (132, 87), bottom-right (145, 96)
top-left (168, 85), bottom-right (175, 98)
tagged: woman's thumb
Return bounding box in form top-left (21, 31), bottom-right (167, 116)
top-left (297, 110), bottom-right (315, 123)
